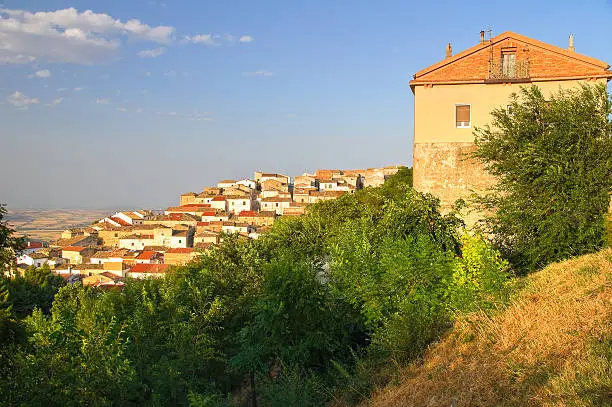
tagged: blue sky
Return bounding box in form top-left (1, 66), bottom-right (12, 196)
top-left (1, 0), bottom-right (611, 209)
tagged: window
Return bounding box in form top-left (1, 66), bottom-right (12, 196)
top-left (275, 203), bottom-right (279, 207)
top-left (501, 52), bottom-right (516, 77)
top-left (455, 104), bottom-right (471, 128)
top-left (243, 201), bottom-right (246, 205)
top-left (178, 239), bottom-right (182, 243)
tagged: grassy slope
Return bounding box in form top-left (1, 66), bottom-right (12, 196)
top-left (367, 249), bottom-right (612, 407)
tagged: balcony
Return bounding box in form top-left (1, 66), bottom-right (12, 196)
top-left (486, 59), bottom-right (531, 83)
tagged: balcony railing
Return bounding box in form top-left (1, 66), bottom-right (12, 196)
top-left (487, 59), bottom-right (530, 82)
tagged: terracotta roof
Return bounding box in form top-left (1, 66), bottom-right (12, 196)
top-left (194, 242), bottom-right (213, 250)
top-left (63, 246), bottom-right (86, 252)
top-left (218, 179), bottom-right (237, 184)
top-left (412, 31), bottom-right (611, 85)
top-left (195, 230), bottom-right (218, 237)
top-left (167, 205), bottom-right (211, 211)
top-left (196, 221), bottom-right (210, 227)
top-left (30, 252), bottom-right (49, 259)
top-left (261, 197), bottom-right (292, 202)
top-left (91, 251), bottom-right (113, 258)
top-left (181, 192), bottom-right (197, 196)
top-left (238, 210), bottom-right (259, 217)
top-left (110, 217), bottom-right (130, 226)
top-left (166, 248), bottom-right (193, 254)
top-left (121, 234), bottom-right (154, 240)
top-left (142, 246), bottom-right (168, 252)
top-left (212, 197), bottom-right (226, 201)
top-left (136, 251), bottom-right (159, 260)
top-left (100, 272), bottom-right (124, 281)
top-left (130, 263), bottom-right (170, 274)
top-left (172, 230), bottom-right (187, 237)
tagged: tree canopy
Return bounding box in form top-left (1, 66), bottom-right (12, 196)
top-left (472, 84), bottom-right (612, 273)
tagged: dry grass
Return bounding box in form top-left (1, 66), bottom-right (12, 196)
top-left (366, 249), bottom-right (612, 407)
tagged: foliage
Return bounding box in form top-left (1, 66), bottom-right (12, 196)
top-left (0, 168), bottom-right (515, 406)
top-left (472, 84), bottom-right (612, 273)
top-left (0, 205), bottom-right (26, 271)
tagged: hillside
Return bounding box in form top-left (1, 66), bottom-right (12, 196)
top-left (367, 249), bottom-right (612, 407)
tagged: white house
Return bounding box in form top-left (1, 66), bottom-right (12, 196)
top-left (17, 252), bottom-right (48, 268)
top-left (226, 196), bottom-right (253, 214)
top-left (236, 178), bottom-right (257, 190)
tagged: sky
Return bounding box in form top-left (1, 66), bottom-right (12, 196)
top-left (1, 0), bottom-right (611, 209)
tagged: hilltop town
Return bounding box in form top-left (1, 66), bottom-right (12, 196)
top-left (14, 166), bottom-right (400, 287)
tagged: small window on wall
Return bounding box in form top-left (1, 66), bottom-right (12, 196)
top-left (456, 104), bottom-right (471, 128)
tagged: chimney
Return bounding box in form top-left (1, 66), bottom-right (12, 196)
top-left (568, 34), bottom-right (575, 52)
top-left (480, 30), bottom-right (485, 44)
top-left (446, 43), bottom-right (452, 58)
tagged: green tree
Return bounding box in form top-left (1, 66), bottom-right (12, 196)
top-left (473, 84), bottom-right (612, 273)
top-left (0, 206), bottom-right (25, 273)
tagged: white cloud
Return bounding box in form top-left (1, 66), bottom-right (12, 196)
top-left (144, 71), bottom-right (151, 76)
top-left (47, 97), bottom-right (63, 106)
top-left (34, 68), bottom-right (51, 78)
top-left (137, 47), bottom-right (165, 58)
top-left (184, 33), bottom-right (253, 46)
top-left (288, 113), bottom-right (296, 119)
top-left (0, 7), bottom-right (174, 64)
top-left (156, 110), bottom-right (213, 120)
top-left (7, 91), bottom-right (39, 109)
top-left (184, 33), bottom-right (216, 46)
top-left (73, 87), bottom-right (84, 91)
top-left (242, 70), bottom-right (274, 77)
top-left (116, 107), bottom-right (127, 112)
top-left (95, 98), bottom-right (110, 104)
top-left (57, 87), bottom-right (67, 91)
top-left (136, 108), bottom-right (143, 113)
top-left (164, 70), bottom-right (176, 77)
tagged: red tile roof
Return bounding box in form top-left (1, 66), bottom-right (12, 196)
top-left (196, 221), bottom-right (210, 227)
top-left (212, 196), bottom-right (226, 201)
top-left (181, 203), bottom-right (212, 208)
top-left (136, 251), bottom-right (159, 260)
top-left (166, 248), bottom-right (193, 254)
top-left (27, 241), bottom-right (44, 249)
top-left (201, 211), bottom-right (217, 217)
top-left (63, 246), bottom-right (86, 252)
top-left (130, 263), bottom-right (170, 274)
top-left (238, 210), bottom-right (258, 217)
top-left (110, 217), bottom-right (130, 226)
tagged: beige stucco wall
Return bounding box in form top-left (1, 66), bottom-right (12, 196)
top-left (414, 79), bottom-right (603, 144)
top-left (412, 78), bottom-right (607, 220)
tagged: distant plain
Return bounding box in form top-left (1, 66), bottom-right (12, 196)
top-left (5, 209), bottom-right (113, 241)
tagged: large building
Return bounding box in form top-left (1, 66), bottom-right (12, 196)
top-left (410, 31), bottom-right (612, 216)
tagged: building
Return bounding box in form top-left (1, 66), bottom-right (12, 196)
top-left (134, 251), bottom-right (163, 264)
top-left (260, 197), bottom-right (292, 215)
top-left (127, 263), bottom-right (170, 279)
top-left (17, 252), bottom-right (48, 268)
top-left (226, 196), bottom-right (254, 214)
top-left (217, 179), bottom-right (237, 189)
top-left (410, 31), bottom-right (612, 215)
top-left (164, 248), bottom-right (198, 266)
top-left (61, 246), bottom-right (93, 265)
